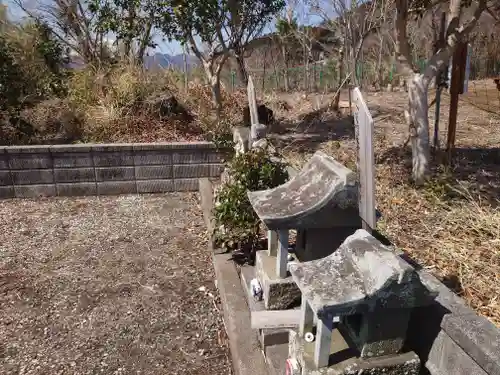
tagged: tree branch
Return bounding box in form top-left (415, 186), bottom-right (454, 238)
top-left (423, 0), bottom-right (487, 81)
top-left (395, 0), bottom-right (418, 76)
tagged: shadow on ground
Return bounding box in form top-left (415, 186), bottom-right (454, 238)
top-left (269, 107), bottom-right (355, 155)
top-left (378, 145), bottom-right (500, 205)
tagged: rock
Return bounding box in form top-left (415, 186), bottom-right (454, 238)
top-left (252, 138), bottom-right (269, 150)
top-left (243, 104), bottom-right (274, 127)
top-left (250, 123), bottom-right (267, 144)
top-left (232, 126), bottom-right (250, 155)
top-left (144, 94), bottom-right (192, 121)
top-left (274, 100), bottom-right (291, 111)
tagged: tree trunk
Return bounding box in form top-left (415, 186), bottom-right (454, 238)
top-left (332, 49), bottom-right (344, 111)
top-left (376, 35), bottom-right (384, 90)
top-left (235, 52), bottom-right (248, 86)
top-left (210, 75), bottom-right (223, 119)
top-left (183, 45), bottom-right (188, 91)
top-left (262, 50), bottom-right (267, 92)
top-left (203, 63), bottom-right (223, 119)
top-left (303, 43), bottom-right (308, 91)
top-left (281, 44), bottom-right (289, 92)
top-left (407, 74), bottom-right (430, 185)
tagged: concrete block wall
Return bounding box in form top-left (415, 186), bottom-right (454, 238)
top-left (0, 142), bottom-right (225, 198)
top-left (405, 267), bottom-right (500, 375)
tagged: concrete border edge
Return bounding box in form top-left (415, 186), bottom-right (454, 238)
top-left (212, 253), bottom-right (269, 375)
top-left (199, 177), bottom-right (269, 375)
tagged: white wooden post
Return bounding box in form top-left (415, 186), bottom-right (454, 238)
top-left (299, 298), bottom-right (314, 337)
top-left (247, 75), bottom-right (259, 145)
top-left (352, 87), bottom-right (376, 232)
top-left (276, 229), bottom-right (289, 278)
top-left (314, 315), bottom-right (333, 368)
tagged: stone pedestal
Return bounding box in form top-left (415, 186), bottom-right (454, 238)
top-left (256, 251), bottom-right (301, 310)
top-left (344, 310), bottom-right (411, 358)
top-left (288, 329), bottom-right (421, 375)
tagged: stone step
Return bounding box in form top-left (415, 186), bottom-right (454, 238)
top-left (265, 343), bottom-right (289, 375)
top-left (240, 263), bottom-right (266, 312)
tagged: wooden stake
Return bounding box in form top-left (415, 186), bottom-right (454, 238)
top-left (447, 42), bottom-right (467, 161)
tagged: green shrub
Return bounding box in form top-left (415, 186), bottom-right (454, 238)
top-left (0, 19), bottom-right (69, 143)
top-left (213, 148), bottom-right (289, 264)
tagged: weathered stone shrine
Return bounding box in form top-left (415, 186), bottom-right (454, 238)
top-left (287, 229), bottom-right (438, 375)
top-left (247, 151), bottom-right (361, 310)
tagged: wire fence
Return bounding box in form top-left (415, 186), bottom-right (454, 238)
top-left (215, 57), bottom-right (500, 115)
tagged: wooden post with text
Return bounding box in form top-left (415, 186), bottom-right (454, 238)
top-left (352, 87), bottom-right (376, 232)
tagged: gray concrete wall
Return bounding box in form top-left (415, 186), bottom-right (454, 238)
top-left (0, 142), bottom-right (225, 198)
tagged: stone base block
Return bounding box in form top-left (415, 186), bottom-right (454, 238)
top-left (260, 329), bottom-right (291, 348)
top-left (256, 251), bottom-right (301, 310)
top-left (240, 263), bottom-right (296, 348)
top-left (288, 330), bottom-right (420, 375)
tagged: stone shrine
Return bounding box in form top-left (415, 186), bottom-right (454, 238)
top-left (287, 229), bottom-right (438, 375)
top-left (247, 151), bottom-right (361, 310)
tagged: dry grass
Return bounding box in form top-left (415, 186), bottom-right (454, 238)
top-left (0, 193), bottom-right (231, 375)
top-left (463, 79), bottom-right (500, 114)
top-left (273, 87), bottom-right (500, 327)
top-left (16, 63), bottom-right (248, 145)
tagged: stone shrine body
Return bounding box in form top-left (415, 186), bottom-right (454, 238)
top-left (286, 229), bottom-right (438, 374)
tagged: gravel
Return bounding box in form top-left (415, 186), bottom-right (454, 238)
top-left (0, 193), bottom-right (231, 375)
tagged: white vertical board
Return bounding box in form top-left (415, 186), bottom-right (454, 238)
top-left (247, 75), bottom-right (259, 126)
top-left (352, 87), bottom-right (376, 231)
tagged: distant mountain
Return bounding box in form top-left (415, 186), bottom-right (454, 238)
top-left (144, 53), bottom-right (199, 70)
top-left (64, 53), bottom-right (199, 70)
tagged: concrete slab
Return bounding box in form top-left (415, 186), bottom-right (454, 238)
top-left (441, 313), bottom-right (500, 375)
top-left (240, 264), bottom-right (266, 312)
top-left (251, 310), bottom-right (302, 330)
top-left (266, 343), bottom-right (289, 375)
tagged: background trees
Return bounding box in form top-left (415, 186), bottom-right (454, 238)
top-left (3, 0), bottom-right (497, 183)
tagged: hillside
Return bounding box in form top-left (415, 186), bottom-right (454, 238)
top-left (66, 53), bottom-right (200, 70)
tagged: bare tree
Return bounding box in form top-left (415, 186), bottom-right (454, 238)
top-left (395, 0), bottom-right (487, 185)
top-left (13, 0), bottom-right (160, 65)
top-left (276, 5), bottom-right (298, 92)
top-left (311, 0), bottom-right (392, 87)
top-left (227, 0), bottom-right (285, 86)
top-left (156, 0), bottom-right (285, 118)
top-left (13, 0), bottom-right (108, 63)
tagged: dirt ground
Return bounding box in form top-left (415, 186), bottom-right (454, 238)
top-left (268, 83), bottom-right (500, 326)
top-left (0, 193), bottom-right (231, 375)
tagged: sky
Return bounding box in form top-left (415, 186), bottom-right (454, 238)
top-left (4, 0), bottom-right (184, 55)
top-left (4, 0), bottom-right (324, 57)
